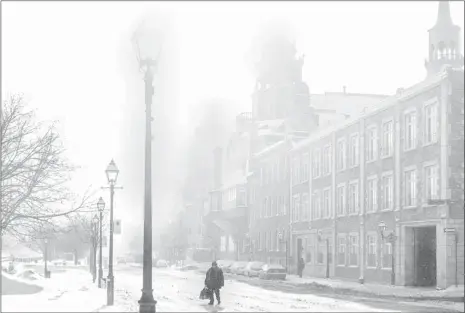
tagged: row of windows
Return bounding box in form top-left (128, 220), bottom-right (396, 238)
top-left (259, 156), bottom-right (289, 186)
top-left (291, 101), bottom-right (439, 185)
top-left (300, 233), bottom-right (392, 269)
top-left (287, 163), bottom-right (439, 222)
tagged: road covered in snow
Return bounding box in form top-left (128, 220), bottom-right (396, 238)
top-left (114, 266), bottom-right (463, 313)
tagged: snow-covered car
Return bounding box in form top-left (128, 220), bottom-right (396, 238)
top-left (52, 259), bottom-right (67, 266)
top-left (229, 261), bottom-right (248, 275)
top-left (242, 261), bottom-right (265, 277)
top-left (155, 259), bottom-right (169, 268)
top-left (217, 260), bottom-right (234, 272)
top-left (180, 264), bottom-right (199, 271)
top-left (258, 264), bottom-right (286, 280)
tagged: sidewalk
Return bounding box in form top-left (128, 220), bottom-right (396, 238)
top-left (1, 268), bottom-right (123, 312)
top-left (282, 274), bottom-right (464, 302)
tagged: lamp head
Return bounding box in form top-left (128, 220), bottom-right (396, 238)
top-left (97, 197), bottom-right (105, 212)
top-left (378, 221), bottom-right (387, 233)
top-left (132, 19), bottom-right (164, 70)
top-left (105, 159), bottom-right (119, 184)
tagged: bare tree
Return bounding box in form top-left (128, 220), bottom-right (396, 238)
top-left (1, 94), bottom-right (95, 239)
top-left (67, 211), bottom-right (108, 274)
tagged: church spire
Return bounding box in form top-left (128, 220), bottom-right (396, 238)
top-left (425, 1), bottom-right (464, 77)
top-left (434, 1), bottom-right (453, 28)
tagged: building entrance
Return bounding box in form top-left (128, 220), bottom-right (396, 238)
top-left (413, 226), bottom-right (437, 287)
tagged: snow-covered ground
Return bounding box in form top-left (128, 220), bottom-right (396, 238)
top-left (1, 265), bottom-right (463, 312)
top-left (2, 269), bottom-right (106, 312)
top-left (111, 266), bottom-right (463, 313)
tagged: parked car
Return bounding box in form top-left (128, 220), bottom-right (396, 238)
top-left (217, 260), bottom-right (234, 269)
top-left (155, 259), bottom-right (169, 268)
top-left (242, 261), bottom-right (265, 277)
top-left (180, 264), bottom-right (199, 271)
top-left (221, 263), bottom-right (234, 273)
top-left (229, 261), bottom-right (248, 275)
top-left (258, 264), bottom-right (286, 280)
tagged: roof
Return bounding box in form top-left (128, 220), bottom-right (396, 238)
top-left (292, 69), bottom-right (450, 153)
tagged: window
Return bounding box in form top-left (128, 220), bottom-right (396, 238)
top-left (293, 157), bottom-right (300, 185)
top-left (336, 138), bottom-right (346, 171)
top-left (228, 236), bottom-right (235, 252)
top-left (424, 164), bottom-right (439, 201)
top-left (348, 181), bottom-right (359, 214)
top-left (312, 190), bottom-right (321, 220)
top-left (337, 235), bottom-right (346, 266)
top-left (348, 234), bottom-right (359, 266)
top-left (424, 102), bottom-right (438, 144)
top-left (366, 177), bottom-right (378, 213)
top-left (381, 173), bottom-right (393, 210)
top-left (280, 196), bottom-right (285, 215)
top-left (266, 232), bottom-right (271, 251)
top-left (322, 145), bottom-right (332, 175)
top-left (404, 168), bottom-right (417, 207)
top-left (261, 198), bottom-right (266, 218)
top-left (271, 196), bottom-right (276, 216)
top-left (312, 149), bottom-right (321, 178)
top-left (366, 126), bottom-right (377, 162)
top-left (404, 111), bottom-right (417, 150)
top-left (381, 120), bottom-right (394, 157)
top-left (301, 193), bottom-right (309, 221)
top-left (220, 236), bottom-right (227, 252)
top-left (349, 133), bottom-right (360, 167)
top-left (302, 153), bottom-right (309, 182)
top-left (366, 233), bottom-right (377, 268)
top-left (292, 195), bottom-right (301, 222)
top-left (336, 184), bottom-right (346, 216)
top-left (276, 160), bottom-right (280, 182)
top-left (322, 188), bottom-right (331, 218)
top-left (382, 241), bottom-right (392, 269)
top-left (317, 240), bottom-right (325, 264)
top-left (275, 230), bottom-right (280, 252)
top-left (257, 232), bottom-right (261, 251)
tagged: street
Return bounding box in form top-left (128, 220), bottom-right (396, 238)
top-left (114, 266), bottom-right (462, 312)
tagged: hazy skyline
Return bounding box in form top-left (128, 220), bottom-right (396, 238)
top-left (2, 1), bottom-right (464, 252)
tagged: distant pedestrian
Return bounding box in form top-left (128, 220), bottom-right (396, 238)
top-left (204, 261), bottom-right (224, 305)
top-left (297, 257), bottom-right (305, 278)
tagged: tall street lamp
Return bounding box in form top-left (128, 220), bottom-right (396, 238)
top-left (378, 221), bottom-right (397, 286)
top-left (104, 159), bottom-right (120, 306)
top-left (97, 197), bottom-right (105, 288)
top-left (44, 238), bottom-right (49, 278)
top-left (92, 214), bottom-right (99, 283)
top-left (132, 21), bottom-right (163, 313)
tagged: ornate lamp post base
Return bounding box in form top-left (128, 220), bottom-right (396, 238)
top-left (138, 290), bottom-right (157, 313)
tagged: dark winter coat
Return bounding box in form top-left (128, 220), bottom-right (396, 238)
top-left (205, 267), bottom-right (224, 290)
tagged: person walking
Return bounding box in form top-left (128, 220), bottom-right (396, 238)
top-left (204, 261), bottom-right (224, 305)
top-left (297, 257), bottom-right (305, 278)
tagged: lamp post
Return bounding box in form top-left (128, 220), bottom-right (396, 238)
top-left (92, 214), bottom-right (99, 283)
top-left (132, 21), bottom-right (163, 313)
top-left (44, 238), bottom-right (49, 278)
top-left (104, 159), bottom-right (119, 306)
top-left (317, 230), bottom-right (330, 279)
top-left (97, 197), bottom-right (105, 288)
top-left (378, 221), bottom-right (397, 286)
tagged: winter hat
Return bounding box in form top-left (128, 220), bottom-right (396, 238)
top-left (212, 261), bottom-right (217, 266)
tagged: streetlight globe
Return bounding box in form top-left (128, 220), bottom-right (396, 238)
top-left (132, 20), bottom-right (164, 67)
top-left (93, 214), bottom-right (99, 225)
top-left (378, 221), bottom-right (387, 232)
top-left (105, 159), bottom-right (119, 184)
top-left (97, 197), bottom-right (106, 212)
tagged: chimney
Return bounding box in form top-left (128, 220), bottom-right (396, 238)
top-left (213, 147), bottom-right (223, 190)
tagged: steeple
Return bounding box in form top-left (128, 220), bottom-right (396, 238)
top-left (425, 1), bottom-right (464, 77)
top-left (434, 1), bottom-right (453, 27)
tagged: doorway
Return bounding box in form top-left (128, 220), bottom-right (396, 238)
top-left (413, 226), bottom-right (437, 287)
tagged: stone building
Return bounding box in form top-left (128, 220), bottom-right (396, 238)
top-left (288, 1), bottom-right (464, 288)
